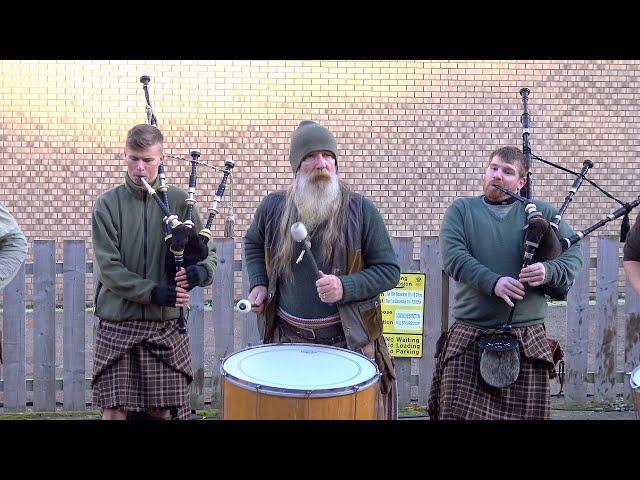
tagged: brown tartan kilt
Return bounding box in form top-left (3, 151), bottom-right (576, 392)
top-left (273, 319), bottom-right (398, 420)
top-left (428, 322), bottom-right (555, 420)
top-left (92, 318), bottom-right (194, 420)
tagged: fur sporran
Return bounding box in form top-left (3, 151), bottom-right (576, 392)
top-left (478, 333), bottom-right (521, 388)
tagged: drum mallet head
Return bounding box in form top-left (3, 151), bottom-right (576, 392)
top-left (290, 222), bottom-right (308, 242)
top-left (235, 299), bottom-right (253, 313)
top-left (290, 221), bottom-right (322, 280)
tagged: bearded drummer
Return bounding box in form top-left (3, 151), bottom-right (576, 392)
top-left (91, 124), bottom-right (218, 420)
top-left (428, 146), bottom-right (583, 420)
top-left (244, 120), bottom-right (401, 420)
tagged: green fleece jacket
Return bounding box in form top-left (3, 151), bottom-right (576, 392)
top-left (92, 173), bottom-right (217, 321)
top-left (441, 196), bottom-right (583, 328)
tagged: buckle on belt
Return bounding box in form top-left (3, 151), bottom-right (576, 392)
top-left (297, 325), bottom-right (316, 340)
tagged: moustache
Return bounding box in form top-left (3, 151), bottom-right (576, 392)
top-left (487, 182), bottom-right (511, 192)
top-left (309, 169), bottom-right (332, 181)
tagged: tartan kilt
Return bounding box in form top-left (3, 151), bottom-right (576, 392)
top-left (428, 322), bottom-right (555, 420)
top-left (92, 318), bottom-right (194, 420)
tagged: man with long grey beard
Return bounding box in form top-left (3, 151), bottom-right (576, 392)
top-left (244, 120), bottom-right (401, 419)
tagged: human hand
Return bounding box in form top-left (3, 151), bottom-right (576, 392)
top-left (150, 284), bottom-right (190, 308)
top-left (175, 265), bottom-right (207, 291)
top-left (493, 276), bottom-right (525, 307)
top-left (248, 285), bottom-right (268, 314)
top-left (315, 271), bottom-right (344, 303)
top-left (519, 262), bottom-right (546, 287)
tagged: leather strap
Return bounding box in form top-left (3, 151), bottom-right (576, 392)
top-left (278, 317), bottom-right (345, 344)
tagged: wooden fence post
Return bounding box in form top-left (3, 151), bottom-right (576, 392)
top-left (447, 277), bottom-right (456, 330)
top-left (63, 239), bottom-right (85, 411)
top-left (564, 238), bottom-right (590, 404)
top-left (594, 235), bottom-right (619, 403)
top-left (2, 263), bottom-right (26, 412)
top-left (211, 238), bottom-right (235, 408)
top-left (188, 286), bottom-right (205, 411)
top-left (390, 237), bottom-right (415, 407)
top-left (33, 239), bottom-right (56, 412)
top-left (419, 236), bottom-right (443, 407)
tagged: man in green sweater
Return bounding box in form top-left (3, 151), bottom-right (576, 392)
top-left (244, 120), bottom-right (401, 419)
top-left (623, 213), bottom-right (640, 294)
top-left (428, 146), bottom-right (582, 420)
top-left (91, 124), bottom-right (217, 420)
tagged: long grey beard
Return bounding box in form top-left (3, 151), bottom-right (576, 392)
top-left (293, 172), bottom-right (341, 232)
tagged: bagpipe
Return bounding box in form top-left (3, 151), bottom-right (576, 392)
top-left (138, 75), bottom-right (235, 333)
top-left (493, 87), bottom-right (640, 303)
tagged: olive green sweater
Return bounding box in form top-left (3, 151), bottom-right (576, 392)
top-left (92, 174), bottom-right (217, 321)
top-left (440, 196), bottom-right (583, 328)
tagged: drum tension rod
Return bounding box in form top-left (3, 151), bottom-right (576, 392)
top-left (255, 384), bottom-right (263, 420)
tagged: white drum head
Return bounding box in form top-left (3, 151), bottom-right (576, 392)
top-left (631, 365), bottom-right (640, 390)
top-left (221, 343), bottom-right (379, 397)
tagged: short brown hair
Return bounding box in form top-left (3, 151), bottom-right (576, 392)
top-left (488, 146), bottom-right (529, 178)
top-left (126, 124), bottom-right (163, 151)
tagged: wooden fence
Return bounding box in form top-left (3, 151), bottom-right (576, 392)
top-left (1, 235), bottom-right (639, 413)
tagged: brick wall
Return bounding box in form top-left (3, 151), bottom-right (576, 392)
top-left (1, 60), bottom-right (638, 304)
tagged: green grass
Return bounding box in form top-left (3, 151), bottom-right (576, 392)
top-left (0, 410), bottom-right (101, 420)
top-left (0, 408), bottom-right (222, 420)
top-left (553, 400), bottom-right (635, 411)
top-left (398, 404), bottom-right (428, 417)
top-left (0, 406), bottom-right (427, 420)
top-left (193, 408), bottom-right (220, 419)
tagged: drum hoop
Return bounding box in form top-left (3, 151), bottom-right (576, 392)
top-left (630, 365), bottom-right (640, 390)
top-left (222, 372), bottom-right (380, 398)
top-left (220, 342), bottom-right (380, 398)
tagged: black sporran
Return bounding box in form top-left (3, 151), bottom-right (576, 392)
top-left (478, 333), bottom-right (521, 388)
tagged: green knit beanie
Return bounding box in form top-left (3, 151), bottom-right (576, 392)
top-left (288, 120), bottom-right (338, 176)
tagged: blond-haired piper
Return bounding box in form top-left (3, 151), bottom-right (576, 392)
top-left (91, 124), bottom-right (217, 420)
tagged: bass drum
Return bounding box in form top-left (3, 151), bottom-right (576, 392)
top-left (221, 343), bottom-right (380, 420)
top-left (630, 365), bottom-right (640, 420)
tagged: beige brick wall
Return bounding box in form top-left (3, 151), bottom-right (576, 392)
top-left (0, 60), bottom-right (638, 304)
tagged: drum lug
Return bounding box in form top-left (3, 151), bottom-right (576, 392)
top-left (352, 385), bottom-right (360, 419)
top-left (254, 384), bottom-right (263, 420)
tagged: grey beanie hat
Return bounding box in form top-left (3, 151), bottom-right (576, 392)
top-left (288, 120), bottom-right (338, 176)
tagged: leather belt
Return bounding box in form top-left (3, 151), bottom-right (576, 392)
top-left (278, 317), bottom-right (345, 344)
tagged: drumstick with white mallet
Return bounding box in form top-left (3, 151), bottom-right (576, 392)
top-left (237, 222), bottom-right (327, 313)
top-left (290, 221), bottom-right (335, 306)
top-left (235, 298), bottom-right (258, 313)
top-left (290, 221), bottom-right (322, 279)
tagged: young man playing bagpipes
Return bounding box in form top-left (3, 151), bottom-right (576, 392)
top-left (91, 124), bottom-right (217, 420)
